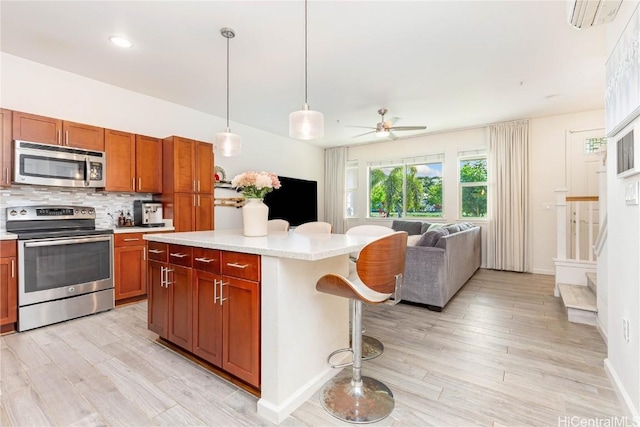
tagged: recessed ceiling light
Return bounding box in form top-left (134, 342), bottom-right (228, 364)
top-left (109, 36), bottom-right (132, 48)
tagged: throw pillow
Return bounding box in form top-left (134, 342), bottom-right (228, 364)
top-left (427, 223), bottom-right (448, 232)
top-left (391, 220), bottom-right (422, 236)
top-left (420, 222), bottom-right (432, 234)
top-left (445, 224), bottom-right (462, 234)
top-left (416, 228), bottom-right (449, 247)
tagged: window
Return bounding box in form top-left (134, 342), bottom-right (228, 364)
top-left (459, 157), bottom-right (487, 218)
top-left (368, 158), bottom-right (443, 218)
top-left (345, 161), bottom-right (358, 217)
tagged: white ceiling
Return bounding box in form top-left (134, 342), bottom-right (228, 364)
top-left (0, 1), bottom-right (608, 148)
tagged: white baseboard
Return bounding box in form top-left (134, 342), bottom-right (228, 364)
top-left (604, 358), bottom-right (640, 423)
top-left (597, 317), bottom-right (608, 346)
top-left (532, 268), bottom-right (555, 275)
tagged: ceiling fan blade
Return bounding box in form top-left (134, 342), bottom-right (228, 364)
top-left (388, 131), bottom-right (399, 140)
top-left (389, 126), bottom-right (427, 131)
top-left (352, 130), bottom-right (376, 138)
top-left (346, 125), bottom-right (376, 130)
top-left (385, 117), bottom-right (400, 127)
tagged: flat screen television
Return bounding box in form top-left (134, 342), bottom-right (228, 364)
top-left (264, 176), bottom-right (318, 227)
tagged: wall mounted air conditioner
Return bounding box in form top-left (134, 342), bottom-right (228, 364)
top-left (567, 0), bottom-right (622, 29)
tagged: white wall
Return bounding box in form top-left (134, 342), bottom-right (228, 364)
top-left (0, 53), bottom-right (325, 229)
top-left (604, 1), bottom-right (640, 421)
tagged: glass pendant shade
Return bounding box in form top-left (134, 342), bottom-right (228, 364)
top-left (289, 104), bottom-right (324, 140)
top-left (215, 127), bottom-right (241, 157)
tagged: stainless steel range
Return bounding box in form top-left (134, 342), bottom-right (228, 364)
top-left (6, 205), bottom-right (114, 331)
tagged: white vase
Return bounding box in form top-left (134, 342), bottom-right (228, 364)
top-left (242, 198), bottom-right (268, 237)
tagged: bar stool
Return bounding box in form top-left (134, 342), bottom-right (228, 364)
top-left (315, 231), bottom-right (408, 423)
top-left (345, 225), bottom-right (394, 361)
top-left (267, 219), bottom-right (290, 232)
top-left (294, 221), bottom-right (332, 234)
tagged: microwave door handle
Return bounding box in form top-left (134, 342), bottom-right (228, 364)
top-left (85, 157), bottom-right (91, 186)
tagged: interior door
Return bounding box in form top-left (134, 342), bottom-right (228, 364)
top-left (567, 128), bottom-right (604, 260)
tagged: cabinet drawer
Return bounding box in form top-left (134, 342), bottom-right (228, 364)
top-left (168, 245), bottom-right (192, 267)
top-left (221, 252), bottom-right (260, 282)
top-left (0, 241), bottom-right (17, 257)
top-left (115, 233), bottom-right (145, 247)
top-left (193, 248), bottom-right (221, 274)
top-left (147, 242), bottom-right (168, 262)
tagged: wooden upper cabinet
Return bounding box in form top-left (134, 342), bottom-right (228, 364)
top-left (1, 109), bottom-right (12, 187)
top-left (63, 121), bottom-right (104, 151)
top-left (12, 111), bottom-right (104, 151)
top-left (195, 141), bottom-right (214, 194)
top-left (163, 136), bottom-right (195, 193)
top-left (105, 129), bottom-right (135, 192)
top-left (13, 111), bottom-right (62, 145)
top-left (136, 135), bottom-right (162, 193)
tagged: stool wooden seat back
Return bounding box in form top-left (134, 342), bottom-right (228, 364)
top-left (315, 231), bottom-right (408, 423)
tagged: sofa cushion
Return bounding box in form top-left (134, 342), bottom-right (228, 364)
top-left (427, 223), bottom-right (445, 232)
top-left (420, 222), bottom-right (432, 234)
top-left (416, 228), bottom-right (449, 247)
top-left (445, 224), bottom-right (462, 234)
top-left (407, 235), bottom-right (423, 246)
top-left (391, 220), bottom-right (422, 235)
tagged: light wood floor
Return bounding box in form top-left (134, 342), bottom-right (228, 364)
top-left (0, 269), bottom-right (626, 426)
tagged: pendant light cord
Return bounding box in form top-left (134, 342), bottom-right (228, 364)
top-left (226, 33), bottom-right (230, 128)
top-left (304, 0), bottom-right (308, 105)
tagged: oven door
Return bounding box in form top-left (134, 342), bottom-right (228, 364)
top-left (18, 234), bottom-right (113, 306)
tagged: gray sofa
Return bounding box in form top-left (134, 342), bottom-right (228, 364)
top-left (391, 220), bottom-right (481, 311)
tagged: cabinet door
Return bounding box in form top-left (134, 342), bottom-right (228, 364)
top-left (195, 193), bottom-right (214, 231)
top-left (63, 121), bottom-right (104, 151)
top-left (192, 270), bottom-right (223, 367)
top-left (0, 256), bottom-right (17, 326)
top-left (222, 276), bottom-right (260, 388)
top-left (136, 135), bottom-right (163, 193)
top-left (105, 129), bottom-right (135, 192)
top-left (195, 141), bottom-right (214, 194)
top-left (173, 137), bottom-right (195, 193)
top-left (148, 260), bottom-right (168, 338)
top-left (12, 111), bottom-right (62, 145)
top-left (1, 109), bottom-right (12, 187)
top-left (167, 265), bottom-right (193, 350)
top-left (114, 245), bottom-right (147, 301)
top-left (173, 193), bottom-right (195, 232)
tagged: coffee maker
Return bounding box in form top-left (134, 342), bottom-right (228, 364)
top-left (133, 201), bottom-right (164, 227)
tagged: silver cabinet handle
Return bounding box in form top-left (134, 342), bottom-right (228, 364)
top-left (169, 253), bottom-right (188, 258)
top-left (5, 167), bottom-right (9, 184)
top-left (193, 180), bottom-right (196, 192)
top-left (198, 180), bottom-right (201, 192)
top-left (193, 195), bottom-right (196, 207)
top-left (195, 257), bottom-right (215, 263)
top-left (138, 178), bottom-right (142, 190)
top-left (197, 195), bottom-right (201, 206)
top-left (213, 279), bottom-right (218, 302)
top-left (143, 247), bottom-right (146, 261)
top-left (219, 280), bottom-right (228, 305)
top-left (11, 259), bottom-right (15, 278)
top-left (132, 178), bottom-right (135, 191)
top-left (57, 129), bottom-right (61, 145)
top-left (123, 238), bottom-right (140, 242)
top-left (164, 268), bottom-right (174, 287)
top-left (65, 130), bottom-right (69, 146)
top-left (148, 249), bottom-right (165, 254)
top-left (160, 266), bottom-right (165, 287)
top-left (226, 262), bottom-right (248, 269)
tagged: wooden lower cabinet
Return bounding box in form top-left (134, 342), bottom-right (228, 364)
top-left (147, 243), bottom-right (261, 388)
top-left (114, 233), bottom-right (147, 301)
top-left (0, 241), bottom-right (18, 327)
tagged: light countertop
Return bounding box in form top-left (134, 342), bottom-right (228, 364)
top-left (143, 229), bottom-right (375, 261)
top-left (0, 232), bottom-right (17, 241)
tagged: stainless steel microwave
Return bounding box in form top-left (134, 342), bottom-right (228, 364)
top-left (14, 140), bottom-right (106, 188)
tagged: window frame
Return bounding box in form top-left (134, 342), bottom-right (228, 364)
top-left (458, 155), bottom-right (488, 220)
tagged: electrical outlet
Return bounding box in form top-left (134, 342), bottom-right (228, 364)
top-left (623, 319), bottom-right (630, 343)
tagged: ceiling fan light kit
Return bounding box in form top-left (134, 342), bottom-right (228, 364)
top-left (289, 0), bottom-right (324, 140)
top-left (215, 27), bottom-right (241, 157)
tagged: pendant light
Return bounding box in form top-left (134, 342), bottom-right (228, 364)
top-left (289, 0), bottom-right (324, 140)
top-left (215, 27), bottom-right (241, 157)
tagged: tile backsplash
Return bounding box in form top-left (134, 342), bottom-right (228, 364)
top-left (0, 185), bottom-right (153, 231)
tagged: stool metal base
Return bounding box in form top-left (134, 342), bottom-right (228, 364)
top-left (319, 376), bottom-right (394, 424)
top-left (360, 335), bottom-right (384, 361)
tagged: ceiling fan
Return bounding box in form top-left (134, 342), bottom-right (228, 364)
top-left (351, 108), bottom-right (427, 139)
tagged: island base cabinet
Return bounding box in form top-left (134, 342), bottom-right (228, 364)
top-left (222, 276), bottom-right (260, 388)
top-left (192, 270), bottom-right (223, 367)
top-left (114, 245), bottom-right (146, 301)
top-left (167, 265), bottom-right (192, 350)
top-left (148, 260), bottom-right (169, 337)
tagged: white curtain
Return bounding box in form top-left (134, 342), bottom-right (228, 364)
top-left (324, 147), bottom-right (347, 234)
top-left (487, 120), bottom-right (529, 272)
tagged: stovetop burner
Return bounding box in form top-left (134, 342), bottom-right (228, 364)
top-left (6, 205), bottom-right (112, 239)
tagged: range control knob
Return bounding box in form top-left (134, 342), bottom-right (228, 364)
top-left (20, 209), bottom-right (27, 215)
top-left (9, 209), bottom-right (17, 216)
top-left (81, 209), bottom-right (87, 214)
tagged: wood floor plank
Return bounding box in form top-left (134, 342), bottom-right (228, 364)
top-left (2, 387), bottom-right (56, 426)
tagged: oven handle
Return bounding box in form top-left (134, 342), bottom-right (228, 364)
top-left (23, 235), bottom-right (112, 247)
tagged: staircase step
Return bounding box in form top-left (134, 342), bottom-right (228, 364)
top-left (586, 272), bottom-right (597, 294)
top-left (557, 283), bottom-right (597, 326)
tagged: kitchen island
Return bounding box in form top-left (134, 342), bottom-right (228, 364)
top-left (143, 229), bottom-right (375, 423)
